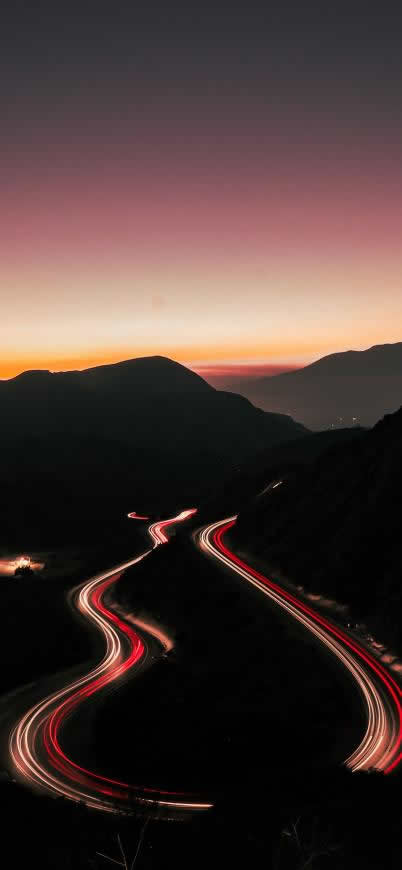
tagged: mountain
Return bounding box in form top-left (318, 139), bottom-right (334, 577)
top-left (0, 356), bottom-right (305, 450)
top-left (225, 342), bottom-right (402, 429)
top-left (0, 356), bottom-right (306, 547)
top-left (234, 405), bottom-right (402, 649)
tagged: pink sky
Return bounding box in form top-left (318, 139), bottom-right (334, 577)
top-left (2, 113), bottom-right (402, 379)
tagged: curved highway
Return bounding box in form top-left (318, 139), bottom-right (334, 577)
top-left (9, 509), bottom-right (212, 814)
top-left (199, 516), bottom-right (401, 775)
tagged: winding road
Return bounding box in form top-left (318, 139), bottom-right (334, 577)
top-left (9, 509), bottom-right (212, 814)
top-left (199, 516), bottom-right (401, 775)
top-left (8, 503), bottom-right (401, 819)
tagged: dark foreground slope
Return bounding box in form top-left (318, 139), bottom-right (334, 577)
top-left (235, 405), bottom-right (402, 648)
top-left (231, 341), bottom-right (402, 429)
top-left (1, 768), bottom-right (401, 869)
top-left (0, 356), bottom-right (305, 547)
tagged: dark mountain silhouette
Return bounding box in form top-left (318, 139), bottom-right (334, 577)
top-left (0, 356), bottom-right (305, 546)
top-left (0, 356), bottom-right (305, 449)
top-left (234, 405), bottom-right (402, 649)
top-left (225, 342), bottom-right (402, 429)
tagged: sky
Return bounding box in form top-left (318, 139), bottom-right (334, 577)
top-left (1, 3), bottom-right (402, 380)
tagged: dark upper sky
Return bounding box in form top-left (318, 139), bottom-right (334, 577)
top-left (2, 3), bottom-right (402, 376)
top-left (3, 4), bottom-right (401, 119)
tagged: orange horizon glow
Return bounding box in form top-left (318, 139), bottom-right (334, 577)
top-left (0, 340), bottom-right (368, 381)
top-left (1, 332), bottom-right (402, 382)
top-left (0, 352), bottom-right (306, 381)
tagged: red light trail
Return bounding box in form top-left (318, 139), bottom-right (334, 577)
top-left (9, 509), bottom-right (211, 814)
top-left (199, 516), bottom-right (401, 775)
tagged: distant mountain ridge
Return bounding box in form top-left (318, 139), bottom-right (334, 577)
top-left (224, 342), bottom-right (402, 429)
top-left (291, 343), bottom-right (402, 376)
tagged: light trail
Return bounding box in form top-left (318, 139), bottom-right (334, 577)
top-left (199, 517), bottom-right (402, 775)
top-left (127, 615), bottom-right (174, 652)
top-left (9, 510), bottom-right (212, 814)
top-left (258, 479), bottom-right (283, 498)
top-left (148, 509), bottom-right (197, 546)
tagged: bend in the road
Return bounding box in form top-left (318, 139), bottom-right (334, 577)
top-left (9, 510), bottom-right (212, 815)
top-left (199, 516), bottom-right (401, 776)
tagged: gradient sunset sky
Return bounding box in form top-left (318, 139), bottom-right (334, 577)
top-left (2, 4), bottom-right (402, 379)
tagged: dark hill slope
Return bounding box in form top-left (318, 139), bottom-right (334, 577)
top-left (199, 427), bottom-right (364, 523)
top-left (0, 356), bottom-right (305, 546)
top-left (235, 405), bottom-right (402, 648)
top-left (233, 342), bottom-right (402, 429)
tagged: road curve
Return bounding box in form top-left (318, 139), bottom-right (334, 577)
top-left (9, 509), bottom-right (212, 814)
top-left (199, 516), bottom-right (401, 775)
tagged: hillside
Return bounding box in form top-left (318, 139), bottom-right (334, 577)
top-left (199, 427), bottom-right (364, 523)
top-left (234, 405), bottom-right (402, 648)
top-left (0, 356), bottom-right (305, 547)
top-left (227, 342), bottom-right (402, 429)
